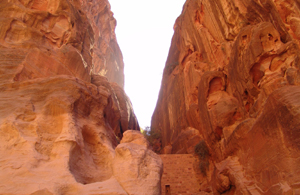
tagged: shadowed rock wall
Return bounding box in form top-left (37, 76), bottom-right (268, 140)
top-left (152, 0), bottom-right (300, 194)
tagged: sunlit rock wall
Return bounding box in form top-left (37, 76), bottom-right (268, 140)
top-left (0, 0), bottom-right (124, 87)
top-left (80, 0), bottom-right (125, 88)
top-left (0, 0), bottom-right (159, 194)
top-left (152, 0), bottom-right (300, 194)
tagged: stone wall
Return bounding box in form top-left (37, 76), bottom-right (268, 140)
top-left (160, 154), bottom-right (202, 195)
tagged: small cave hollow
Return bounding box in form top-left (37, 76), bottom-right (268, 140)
top-left (215, 126), bottom-right (223, 141)
top-left (241, 34), bottom-right (248, 45)
top-left (208, 77), bottom-right (223, 95)
top-left (250, 63), bottom-right (264, 87)
top-left (268, 33), bottom-right (273, 41)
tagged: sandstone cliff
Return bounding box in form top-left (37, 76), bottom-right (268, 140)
top-left (0, 0), bottom-right (162, 194)
top-left (152, 0), bottom-right (300, 194)
top-left (0, 0), bottom-right (124, 86)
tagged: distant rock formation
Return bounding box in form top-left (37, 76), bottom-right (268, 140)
top-left (0, 0), bottom-right (163, 194)
top-left (152, 0), bottom-right (300, 194)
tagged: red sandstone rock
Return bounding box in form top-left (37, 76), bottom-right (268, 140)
top-left (79, 0), bottom-right (125, 87)
top-left (91, 75), bottom-right (140, 138)
top-left (0, 76), bottom-right (144, 194)
top-left (170, 127), bottom-right (202, 154)
top-left (0, 77), bottom-right (114, 193)
top-left (0, 0), bottom-right (147, 194)
top-left (152, 0), bottom-right (300, 194)
top-left (0, 0), bottom-right (93, 82)
top-left (113, 130), bottom-right (163, 195)
top-left (0, 0), bottom-right (124, 86)
top-left (121, 130), bottom-right (150, 148)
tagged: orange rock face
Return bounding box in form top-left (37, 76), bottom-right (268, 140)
top-left (0, 0), bottom-right (159, 194)
top-left (79, 0), bottom-right (125, 88)
top-left (152, 0), bottom-right (300, 193)
top-left (0, 0), bottom-right (123, 86)
top-left (0, 0), bottom-right (92, 82)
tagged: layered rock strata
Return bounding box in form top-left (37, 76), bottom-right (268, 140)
top-left (0, 0), bottom-right (137, 142)
top-left (0, 0), bottom-right (162, 194)
top-left (80, 0), bottom-right (125, 88)
top-left (152, 0), bottom-right (300, 194)
top-left (0, 0), bottom-right (124, 86)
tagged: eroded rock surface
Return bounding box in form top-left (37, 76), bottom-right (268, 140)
top-left (113, 131), bottom-right (163, 195)
top-left (0, 0), bottom-right (124, 86)
top-left (79, 0), bottom-right (125, 87)
top-left (152, 0), bottom-right (300, 194)
top-left (0, 0), bottom-right (157, 194)
top-left (0, 76), bottom-right (117, 194)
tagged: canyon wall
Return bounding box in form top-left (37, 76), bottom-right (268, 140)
top-left (0, 0), bottom-right (163, 194)
top-left (0, 0), bottom-right (124, 86)
top-left (152, 0), bottom-right (300, 194)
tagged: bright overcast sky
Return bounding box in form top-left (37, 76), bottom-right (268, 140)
top-left (109, 0), bottom-right (186, 128)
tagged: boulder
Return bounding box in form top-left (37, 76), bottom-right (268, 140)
top-left (121, 130), bottom-right (150, 148)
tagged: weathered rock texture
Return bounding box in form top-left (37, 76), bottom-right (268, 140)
top-left (0, 0), bottom-right (124, 86)
top-left (0, 0), bottom-right (161, 194)
top-left (152, 0), bottom-right (300, 194)
top-left (80, 0), bottom-right (125, 88)
top-left (113, 130), bottom-right (163, 195)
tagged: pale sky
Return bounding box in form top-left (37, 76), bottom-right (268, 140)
top-left (109, 0), bottom-right (186, 128)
